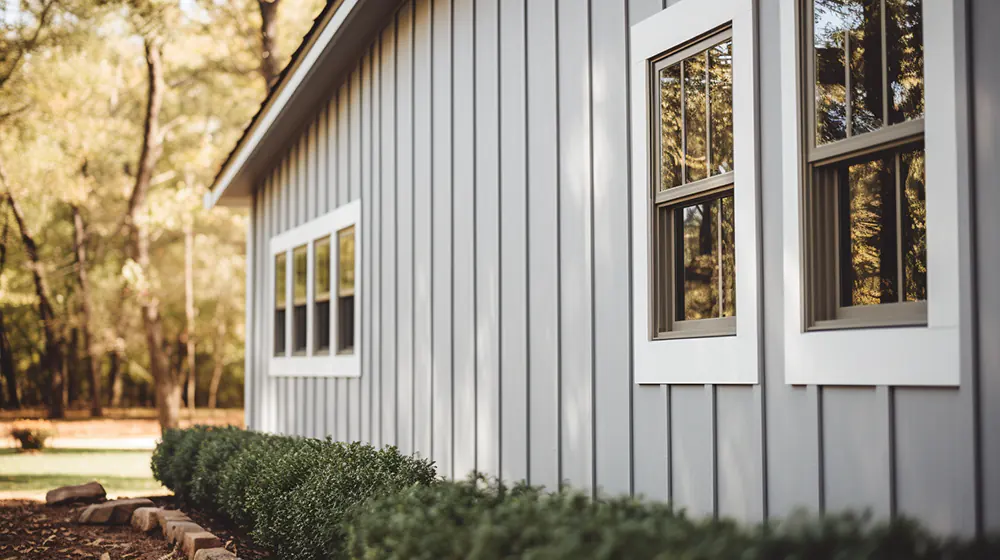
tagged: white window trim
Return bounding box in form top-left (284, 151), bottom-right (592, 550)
top-left (779, 0), bottom-right (970, 386)
top-left (630, 0), bottom-right (762, 385)
top-left (268, 200), bottom-right (361, 377)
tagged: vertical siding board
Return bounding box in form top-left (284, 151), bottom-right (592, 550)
top-left (359, 52), bottom-right (373, 444)
top-left (590, 0), bottom-right (631, 498)
top-left (431, 0), bottom-right (454, 478)
top-left (380, 23), bottom-right (399, 447)
top-left (525, 0), bottom-right (560, 490)
top-left (412, 0), bottom-right (434, 461)
top-left (670, 386), bottom-right (714, 517)
top-left (395, 0), bottom-right (416, 456)
top-left (821, 388), bottom-right (891, 518)
top-left (370, 44), bottom-right (383, 448)
top-left (297, 136), bottom-right (308, 437)
top-left (340, 78), bottom-right (357, 442)
top-left (556, 0), bottom-right (594, 492)
top-left (321, 106), bottom-right (335, 438)
top-left (498, 0), bottom-right (529, 484)
top-left (973, 0), bottom-right (1000, 532)
top-left (627, 0), bottom-right (669, 502)
top-left (474, 0), bottom-right (501, 478)
top-left (452, 0), bottom-right (477, 478)
top-left (309, 120), bottom-right (321, 438)
top-left (716, 386), bottom-right (764, 522)
top-left (278, 152), bottom-right (289, 435)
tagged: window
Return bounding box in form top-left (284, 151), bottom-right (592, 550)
top-left (780, 0), bottom-right (970, 386)
top-left (651, 31), bottom-right (736, 338)
top-left (804, 0), bottom-right (926, 329)
top-left (269, 200), bottom-right (361, 377)
top-left (630, 0), bottom-right (762, 385)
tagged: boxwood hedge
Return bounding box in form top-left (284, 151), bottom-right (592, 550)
top-left (154, 428), bottom-right (998, 560)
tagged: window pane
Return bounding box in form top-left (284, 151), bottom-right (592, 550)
top-left (814, 0), bottom-right (849, 144)
top-left (886, 0), bottom-right (923, 124)
top-left (274, 309), bottom-right (286, 355)
top-left (293, 245), bottom-right (308, 305)
top-left (315, 236), bottom-right (331, 300)
top-left (676, 198), bottom-right (720, 320)
top-left (659, 63), bottom-right (683, 191)
top-left (901, 148), bottom-right (926, 301)
top-left (709, 40), bottom-right (734, 176)
top-left (275, 253), bottom-right (286, 310)
top-left (293, 305), bottom-right (307, 353)
top-left (842, 155), bottom-right (898, 306)
top-left (338, 227), bottom-right (355, 298)
top-left (721, 195), bottom-right (736, 317)
top-left (683, 55), bottom-right (708, 183)
top-left (848, 0), bottom-right (884, 136)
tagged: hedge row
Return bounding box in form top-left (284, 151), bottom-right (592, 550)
top-left (154, 428), bottom-right (999, 560)
top-left (150, 426), bottom-right (436, 560)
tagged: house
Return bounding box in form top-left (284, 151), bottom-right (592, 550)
top-left (205, 0), bottom-right (1000, 536)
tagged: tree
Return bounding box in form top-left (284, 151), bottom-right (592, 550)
top-left (72, 203), bottom-right (101, 416)
top-left (258, 0), bottom-right (282, 89)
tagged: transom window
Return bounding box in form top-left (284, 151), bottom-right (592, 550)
top-left (650, 28), bottom-right (735, 338)
top-left (804, 0), bottom-right (925, 329)
top-left (269, 200), bottom-right (360, 377)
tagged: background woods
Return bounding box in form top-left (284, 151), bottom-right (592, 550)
top-left (0, 0), bottom-right (324, 426)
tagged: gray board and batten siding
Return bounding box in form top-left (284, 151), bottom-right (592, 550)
top-left (241, 0), bottom-right (1000, 536)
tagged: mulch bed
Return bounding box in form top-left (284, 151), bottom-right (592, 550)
top-left (0, 498), bottom-right (180, 559)
top-left (0, 496), bottom-right (270, 560)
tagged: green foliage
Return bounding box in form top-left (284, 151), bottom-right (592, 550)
top-left (152, 427), bottom-right (438, 560)
top-left (348, 476), bottom-right (1000, 560)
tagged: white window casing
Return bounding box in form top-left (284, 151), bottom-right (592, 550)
top-left (269, 200), bottom-right (361, 377)
top-left (630, 0), bottom-right (762, 385)
top-left (779, 0), bottom-right (971, 386)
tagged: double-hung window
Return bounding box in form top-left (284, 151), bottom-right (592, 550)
top-left (269, 200), bottom-right (361, 377)
top-left (780, 0), bottom-right (971, 386)
top-left (631, 0), bottom-right (762, 385)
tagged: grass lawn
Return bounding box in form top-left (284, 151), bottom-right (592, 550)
top-left (0, 448), bottom-right (163, 493)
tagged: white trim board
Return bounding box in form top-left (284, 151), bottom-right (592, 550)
top-left (779, 0), bottom-right (971, 386)
top-left (268, 200), bottom-right (361, 377)
top-left (629, 0), bottom-right (762, 385)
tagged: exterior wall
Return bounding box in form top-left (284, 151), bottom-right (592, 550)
top-left (243, 0), bottom-right (998, 534)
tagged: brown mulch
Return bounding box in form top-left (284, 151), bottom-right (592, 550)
top-left (148, 497), bottom-right (269, 560)
top-left (0, 498), bottom-right (182, 560)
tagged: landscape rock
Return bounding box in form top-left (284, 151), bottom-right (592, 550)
top-left (165, 520), bottom-right (204, 545)
top-left (183, 531), bottom-right (223, 560)
top-left (130, 506), bottom-right (163, 532)
top-left (155, 508), bottom-right (191, 530)
top-left (194, 548), bottom-right (238, 560)
top-left (78, 498), bottom-right (154, 525)
top-left (45, 481), bottom-right (106, 505)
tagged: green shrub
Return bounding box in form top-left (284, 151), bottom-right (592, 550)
top-left (189, 426), bottom-right (262, 510)
top-left (348, 477), bottom-right (1000, 560)
top-left (150, 427), bottom-right (189, 489)
top-left (215, 433), bottom-right (299, 527)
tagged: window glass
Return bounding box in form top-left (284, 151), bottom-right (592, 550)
top-left (314, 237), bottom-right (331, 353)
top-left (901, 148), bottom-right (926, 301)
top-left (675, 194), bottom-right (736, 321)
top-left (337, 227), bottom-right (355, 354)
top-left (658, 37), bottom-right (734, 191)
top-left (274, 253), bottom-right (286, 355)
top-left (292, 244), bottom-right (308, 353)
top-left (886, 0), bottom-right (923, 124)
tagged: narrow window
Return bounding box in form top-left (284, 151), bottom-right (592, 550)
top-left (806, 0), bottom-right (925, 329)
top-left (651, 29), bottom-right (735, 338)
top-left (336, 226), bottom-right (355, 354)
top-left (274, 252), bottom-right (287, 355)
top-left (292, 244), bottom-right (308, 353)
top-left (314, 236), bottom-right (332, 354)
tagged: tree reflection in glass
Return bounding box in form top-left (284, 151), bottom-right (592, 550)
top-left (901, 149), bottom-right (926, 301)
top-left (709, 41), bottom-right (734, 176)
top-left (886, 0), bottom-right (923, 124)
top-left (676, 195), bottom-right (735, 321)
top-left (814, 0), bottom-right (848, 144)
top-left (659, 64), bottom-right (682, 190)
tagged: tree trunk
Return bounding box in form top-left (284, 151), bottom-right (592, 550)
top-left (72, 206), bottom-right (102, 416)
top-left (207, 318), bottom-right (227, 409)
top-left (0, 214), bottom-right (20, 410)
top-left (126, 38), bottom-right (177, 432)
top-left (67, 328), bottom-right (80, 407)
top-left (107, 350), bottom-right (124, 408)
top-left (184, 219), bottom-right (195, 411)
top-left (257, 0), bottom-right (281, 89)
top-left (0, 169), bottom-right (64, 418)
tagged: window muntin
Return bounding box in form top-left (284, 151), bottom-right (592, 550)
top-left (336, 226), bottom-right (355, 354)
top-left (292, 244), bottom-right (308, 353)
top-left (652, 29), bottom-right (735, 338)
top-left (314, 236), bottom-right (331, 354)
top-left (274, 253), bottom-right (287, 356)
top-left (804, 0), bottom-right (926, 329)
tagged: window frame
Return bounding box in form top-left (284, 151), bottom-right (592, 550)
top-left (802, 0), bottom-right (929, 330)
top-left (268, 200), bottom-right (361, 377)
top-left (630, 0), bottom-right (762, 385)
top-left (780, 0), bottom-right (971, 386)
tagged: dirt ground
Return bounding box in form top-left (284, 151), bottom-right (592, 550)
top-left (0, 408), bottom-right (244, 440)
top-left (0, 495), bottom-right (266, 560)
